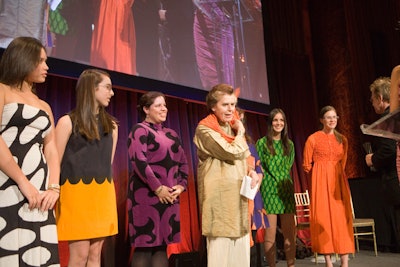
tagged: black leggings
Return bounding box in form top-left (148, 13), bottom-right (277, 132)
top-left (131, 246), bottom-right (168, 267)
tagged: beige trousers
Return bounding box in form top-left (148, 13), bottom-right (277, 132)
top-left (206, 233), bottom-right (250, 267)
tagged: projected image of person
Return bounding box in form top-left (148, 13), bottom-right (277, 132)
top-left (91, 0), bottom-right (136, 75)
top-left (242, 0), bottom-right (270, 104)
top-left (193, 1), bottom-right (235, 90)
top-left (0, 0), bottom-right (59, 52)
top-left (132, 0), bottom-right (161, 79)
top-left (158, 0), bottom-right (202, 88)
top-left (48, 0), bottom-right (96, 64)
top-left (192, 1), bottom-right (269, 104)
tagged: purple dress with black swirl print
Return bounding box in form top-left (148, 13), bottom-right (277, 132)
top-left (127, 121), bottom-right (188, 247)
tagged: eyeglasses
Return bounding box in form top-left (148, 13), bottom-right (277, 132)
top-left (98, 84), bottom-right (113, 91)
top-left (324, 116), bottom-right (339, 120)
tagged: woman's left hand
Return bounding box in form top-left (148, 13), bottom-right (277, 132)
top-left (249, 170), bottom-right (260, 189)
top-left (170, 185), bottom-right (185, 202)
top-left (39, 189), bottom-right (60, 211)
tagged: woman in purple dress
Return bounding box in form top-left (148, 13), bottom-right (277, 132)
top-left (127, 91), bottom-right (188, 267)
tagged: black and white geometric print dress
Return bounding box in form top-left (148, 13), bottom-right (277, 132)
top-left (0, 103), bottom-right (60, 266)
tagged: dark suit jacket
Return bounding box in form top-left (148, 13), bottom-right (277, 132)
top-left (371, 107), bottom-right (400, 205)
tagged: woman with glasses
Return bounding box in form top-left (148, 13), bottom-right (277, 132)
top-left (55, 69), bottom-right (119, 267)
top-left (302, 105), bottom-right (354, 267)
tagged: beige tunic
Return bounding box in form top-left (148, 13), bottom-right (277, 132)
top-left (193, 124), bottom-right (250, 237)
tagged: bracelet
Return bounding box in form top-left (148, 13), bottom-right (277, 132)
top-left (48, 184), bottom-right (60, 190)
top-left (48, 187), bottom-right (60, 194)
top-left (154, 185), bottom-right (163, 195)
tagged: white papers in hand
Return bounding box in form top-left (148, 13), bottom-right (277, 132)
top-left (240, 175), bottom-right (259, 200)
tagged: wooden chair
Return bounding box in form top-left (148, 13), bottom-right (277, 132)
top-left (294, 190), bottom-right (318, 263)
top-left (351, 197), bottom-right (378, 257)
top-left (294, 190), bottom-right (339, 264)
top-left (294, 190), bottom-right (311, 230)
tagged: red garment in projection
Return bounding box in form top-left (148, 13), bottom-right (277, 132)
top-left (91, 0), bottom-right (136, 75)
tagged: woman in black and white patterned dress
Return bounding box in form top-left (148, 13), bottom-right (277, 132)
top-left (0, 37), bottom-right (60, 266)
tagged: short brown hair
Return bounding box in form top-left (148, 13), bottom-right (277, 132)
top-left (370, 77), bottom-right (391, 103)
top-left (205, 84), bottom-right (235, 113)
top-left (137, 91), bottom-right (166, 120)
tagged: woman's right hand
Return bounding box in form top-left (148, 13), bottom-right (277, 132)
top-left (155, 185), bottom-right (175, 204)
top-left (18, 180), bottom-right (41, 210)
top-left (231, 119), bottom-right (245, 135)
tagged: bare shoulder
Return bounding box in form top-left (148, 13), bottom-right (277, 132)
top-left (112, 120), bottom-right (118, 137)
top-left (0, 83), bottom-right (6, 99)
top-left (0, 83), bottom-right (10, 100)
top-left (112, 120), bottom-right (118, 129)
top-left (391, 65), bottom-right (400, 77)
top-left (56, 114), bottom-right (72, 129)
top-left (37, 98), bottom-right (52, 112)
top-left (393, 65), bottom-right (400, 72)
top-left (0, 82), bottom-right (8, 90)
top-left (0, 84), bottom-right (6, 114)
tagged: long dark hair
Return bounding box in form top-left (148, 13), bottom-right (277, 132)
top-left (265, 108), bottom-right (291, 156)
top-left (70, 69), bottom-right (116, 141)
top-left (0, 36), bottom-right (45, 90)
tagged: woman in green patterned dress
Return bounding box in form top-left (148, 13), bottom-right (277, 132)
top-left (256, 108), bottom-right (296, 267)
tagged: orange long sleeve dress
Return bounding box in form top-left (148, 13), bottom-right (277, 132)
top-left (302, 131), bottom-right (355, 254)
top-left (91, 0), bottom-right (136, 75)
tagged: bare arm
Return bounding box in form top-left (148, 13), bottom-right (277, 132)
top-left (111, 121), bottom-right (118, 163)
top-left (55, 115), bottom-right (72, 162)
top-left (40, 103), bottom-right (61, 211)
top-left (390, 65), bottom-right (400, 112)
top-left (0, 85), bottom-right (41, 209)
top-left (0, 135), bottom-right (42, 209)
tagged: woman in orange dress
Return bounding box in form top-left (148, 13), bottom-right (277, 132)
top-left (91, 0), bottom-right (136, 75)
top-left (302, 105), bottom-right (354, 267)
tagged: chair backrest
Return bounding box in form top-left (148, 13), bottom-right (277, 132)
top-left (294, 190), bottom-right (310, 206)
top-left (294, 190), bottom-right (311, 224)
top-left (349, 195), bottom-right (356, 220)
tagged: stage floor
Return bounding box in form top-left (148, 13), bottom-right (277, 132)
top-left (276, 249), bottom-right (400, 267)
